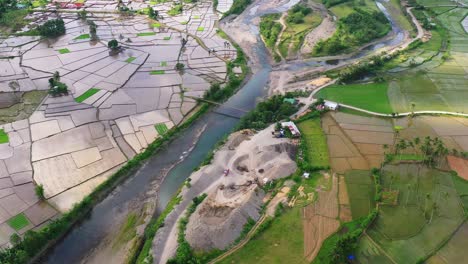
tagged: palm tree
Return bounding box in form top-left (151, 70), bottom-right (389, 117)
top-left (424, 193), bottom-right (431, 219)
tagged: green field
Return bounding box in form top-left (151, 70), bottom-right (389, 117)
top-left (75, 88), bottom-right (100, 103)
top-left (451, 173), bottom-right (468, 213)
top-left (7, 213), bottom-right (30, 231)
top-left (125, 57), bottom-right (136, 63)
top-left (152, 22), bottom-right (161, 28)
top-left (330, 0), bottom-right (379, 18)
top-left (0, 129), bottom-right (9, 144)
top-left (74, 34), bottom-right (90, 40)
top-left (155, 123), bottom-right (168, 135)
top-left (345, 170), bottom-right (376, 219)
top-left (356, 164), bottom-right (465, 264)
top-left (58, 48), bottom-right (70, 54)
top-left (197, 27), bottom-right (204, 32)
top-left (137, 32), bottom-right (156, 36)
top-left (150, 70), bottom-right (165, 75)
top-left (297, 118), bottom-right (330, 168)
top-left (160, 61), bottom-right (167, 67)
top-left (219, 207), bottom-right (308, 264)
top-left (316, 83), bottom-right (393, 114)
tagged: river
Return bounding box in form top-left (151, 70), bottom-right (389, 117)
top-left (43, 0), bottom-right (405, 263)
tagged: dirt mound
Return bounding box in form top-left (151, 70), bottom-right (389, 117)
top-left (186, 187), bottom-right (264, 250)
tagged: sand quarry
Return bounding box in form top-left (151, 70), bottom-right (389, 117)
top-left (152, 125), bottom-right (298, 263)
top-left (185, 126), bottom-right (298, 251)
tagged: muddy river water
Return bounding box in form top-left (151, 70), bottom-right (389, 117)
top-left (43, 0), bottom-right (404, 263)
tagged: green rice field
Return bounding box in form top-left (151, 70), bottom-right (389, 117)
top-left (155, 123), bottom-right (168, 135)
top-left (297, 118), bottom-right (330, 168)
top-left (75, 88), bottom-right (100, 103)
top-left (7, 213), bottom-right (30, 231)
top-left (137, 32), bottom-right (156, 36)
top-left (58, 48), bottom-right (70, 54)
top-left (0, 129), bottom-right (9, 143)
top-left (345, 170), bottom-right (375, 219)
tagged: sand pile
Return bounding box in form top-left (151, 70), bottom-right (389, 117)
top-left (185, 125), bottom-right (297, 251)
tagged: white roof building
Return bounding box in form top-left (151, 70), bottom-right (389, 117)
top-left (324, 100), bottom-right (339, 110)
top-left (281, 121), bottom-right (301, 137)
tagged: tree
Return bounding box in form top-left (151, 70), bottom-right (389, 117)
top-left (37, 19), bottom-right (66, 38)
top-left (9, 233), bottom-right (21, 246)
top-left (108, 39), bottom-right (119, 50)
top-left (147, 5), bottom-right (158, 19)
top-left (88, 20), bottom-right (98, 40)
top-left (35, 184), bottom-right (45, 200)
top-left (175, 62), bottom-right (185, 71)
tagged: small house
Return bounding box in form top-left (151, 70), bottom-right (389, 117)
top-left (324, 100), bottom-right (339, 111)
top-left (281, 121), bottom-right (301, 137)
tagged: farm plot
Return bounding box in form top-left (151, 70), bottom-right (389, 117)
top-left (344, 170), bottom-right (375, 219)
top-left (303, 175), bottom-right (340, 262)
top-left (321, 113), bottom-right (370, 173)
top-left (429, 222), bottom-right (468, 264)
top-left (298, 118), bottom-right (330, 168)
top-left (358, 164), bottom-right (465, 264)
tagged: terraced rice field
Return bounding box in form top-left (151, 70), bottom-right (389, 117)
top-left (344, 170), bottom-right (375, 219)
top-left (357, 164), bottom-right (465, 264)
top-left (297, 118), bottom-right (330, 168)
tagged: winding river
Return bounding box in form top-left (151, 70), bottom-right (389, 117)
top-left (43, 0), bottom-right (405, 263)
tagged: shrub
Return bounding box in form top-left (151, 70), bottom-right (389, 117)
top-left (37, 19), bottom-right (66, 38)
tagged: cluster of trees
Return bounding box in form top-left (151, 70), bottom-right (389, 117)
top-left (167, 193), bottom-right (207, 264)
top-left (313, 8), bottom-right (390, 55)
top-left (0, 0), bottom-right (16, 18)
top-left (168, 3), bottom-right (183, 16)
top-left (286, 4), bottom-right (312, 24)
top-left (223, 0), bottom-right (251, 17)
top-left (48, 71), bottom-right (68, 96)
top-left (337, 54), bottom-right (389, 83)
top-left (322, 0), bottom-right (352, 8)
top-left (328, 210), bottom-right (378, 263)
top-left (259, 13), bottom-right (282, 48)
top-left (237, 94), bottom-right (299, 130)
top-left (37, 18), bottom-right (66, 38)
top-left (383, 136), bottom-right (449, 168)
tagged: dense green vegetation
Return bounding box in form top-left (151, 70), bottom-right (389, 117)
top-left (222, 0), bottom-right (251, 17)
top-left (259, 13), bottom-right (282, 49)
top-left (322, 0), bottom-right (352, 8)
top-left (315, 82), bottom-right (393, 114)
top-left (168, 3), bottom-right (183, 16)
top-left (237, 95), bottom-right (298, 130)
top-left (0, 8), bottom-right (29, 33)
top-left (167, 194), bottom-right (207, 264)
top-left (37, 19), bottom-right (66, 38)
top-left (313, 8), bottom-right (390, 55)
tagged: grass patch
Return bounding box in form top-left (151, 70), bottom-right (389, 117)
top-left (137, 32), bottom-right (156, 36)
top-left (74, 34), bottom-right (90, 40)
top-left (0, 129), bottom-right (9, 144)
top-left (219, 207), bottom-right (307, 264)
top-left (160, 61), bottom-right (167, 67)
top-left (7, 213), bottom-right (30, 231)
top-left (75, 88), bottom-right (100, 103)
top-left (150, 70), bottom-right (165, 75)
top-left (125, 57), bottom-right (137, 63)
top-left (155, 123), bottom-right (168, 135)
top-left (316, 82), bottom-right (393, 114)
top-left (152, 22), bottom-right (161, 28)
top-left (197, 27), bottom-right (204, 32)
top-left (112, 213), bottom-right (138, 248)
top-left (193, 15), bottom-right (200, 19)
top-left (58, 48), bottom-right (70, 54)
top-left (297, 118), bottom-right (330, 168)
top-left (0, 9), bottom-right (29, 33)
top-left (163, 36), bottom-right (171, 40)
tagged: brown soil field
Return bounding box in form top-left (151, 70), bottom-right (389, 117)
top-left (355, 143), bottom-right (385, 155)
top-left (339, 205), bottom-right (352, 222)
top-left (302, 175), bottom-right (340, 262)
top-left (422, 116), bottom-right (468, 136)
top-left (447, 156), bottom-right (468, 180)
top-left (426, 255), bottom-right (447, 264)
top-left (331, 112), bottom-right (391, 127)
top-left (396, 117), bottom-right (438, 140)
top-left (452, 136), bottom-right (468, 152)
top-left (365, 155), bottom-right (384, 169)
top-left (347, 157), bottom-right (370, 170)
top-left (326, 135), bottom-right (355, 157)
top-left (330, 158), bottom-right (351, 174)
top-left (338, 176), bottom-right (350, 205)
top-left (340, 123), bottom-right (393, 133)
top-left (343, 130), bottom-right (394, 145)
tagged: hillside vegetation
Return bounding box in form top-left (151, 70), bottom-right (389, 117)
top-left (313, 7), bottom-right (390, 55)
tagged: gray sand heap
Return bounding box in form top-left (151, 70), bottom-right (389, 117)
top-left (185, 125), bottom-right (297, 251)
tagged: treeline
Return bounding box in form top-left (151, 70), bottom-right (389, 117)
top-left (313, 8), bottom-right (390, 55)
top-left (259, 13), bottom-right (282, 48)
top-left (286, 4), bottom-right (312, 24)
top-left (237, 94), bottom-right (299, 130)
top-left (223, 0), bottom-right (251, 17)
top-left (322, 0), bottom-right (352, 8)
top-left (0, 0), bottom-right (16, 17)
